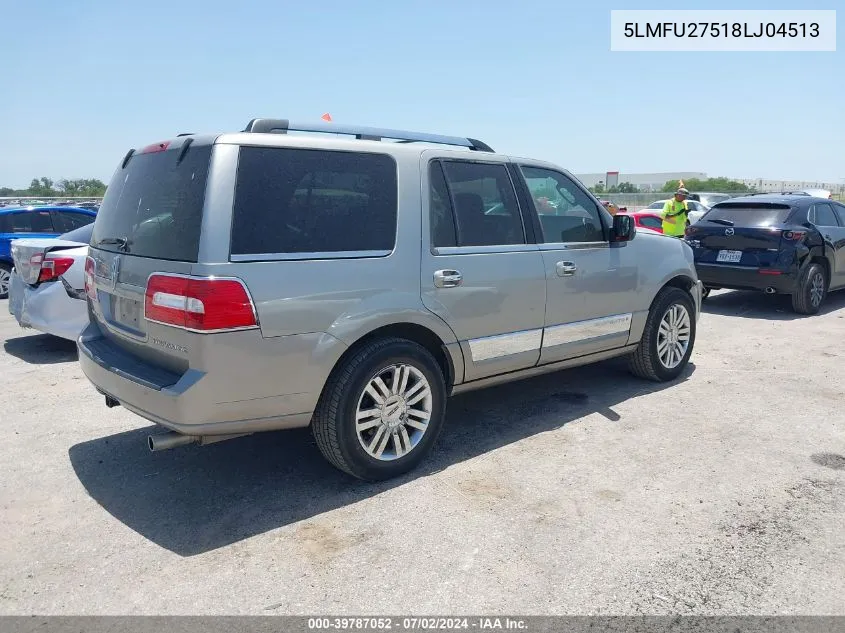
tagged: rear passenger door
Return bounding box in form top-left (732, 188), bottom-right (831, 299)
top-left (515, 164), bottom-right (639, 364)
top-left (813, 202), bottom-right (845, 289)
top-left (420, 153), bottom-right (546, 382)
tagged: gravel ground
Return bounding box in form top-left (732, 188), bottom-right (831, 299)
top-left (0, 290), bottom-right (843, 615)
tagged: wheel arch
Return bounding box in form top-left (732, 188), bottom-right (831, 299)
top-left (628, 273), bottom-right (697, 345)
top-left (325, 321), bottom-right (462, 396)
top-left (806, 248), bottom-right (832, 289)
top-left (661, 273), bottom-right (697, 295)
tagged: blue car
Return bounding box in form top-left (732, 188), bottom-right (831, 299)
top-left (0, 206), bottom-right (97, 298)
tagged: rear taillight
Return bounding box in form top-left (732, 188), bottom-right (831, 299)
top-left (782, 230), bottom-right (806, 241)
top-left (29, 253), bottom-right (75, 283)
top-left (144, 274), bottom-right (257, 332)
top-left (84, 256), bottom-right (96, 300)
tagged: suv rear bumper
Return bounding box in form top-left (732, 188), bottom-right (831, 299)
top-left (695, 264), bottom-right (798, 294)
top-left (77, 323), bottom-right (344, 436)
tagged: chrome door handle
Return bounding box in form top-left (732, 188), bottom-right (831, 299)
top-left (434, 269), bottom-right (463, 288)
top-left (556, 261), bottom-right (577, 277)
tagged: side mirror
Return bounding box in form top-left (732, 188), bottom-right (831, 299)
top-left (611, 213), bottom-right (636, 242)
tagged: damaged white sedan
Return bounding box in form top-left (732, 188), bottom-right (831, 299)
top-left (8, 224), bottom-right (92, 341)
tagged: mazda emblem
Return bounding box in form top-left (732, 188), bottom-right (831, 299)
top-left (725, 228), bottom-right (734, 236)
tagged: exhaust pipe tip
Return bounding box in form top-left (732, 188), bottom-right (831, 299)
top-left (765, 287), bottom-right (777, 294)
top-left (148, 431), bottom-right (199, 452)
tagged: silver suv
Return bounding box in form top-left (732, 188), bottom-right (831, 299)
top-left (79, 119), bottom-right (703, 480)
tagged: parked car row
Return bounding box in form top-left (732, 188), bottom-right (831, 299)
top-left (0, 205), bottom-right (97, 298)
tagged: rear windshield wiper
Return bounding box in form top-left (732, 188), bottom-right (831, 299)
top-left (96, 236), bottom-right (131, 251)
top-left (703, 218), bottom-right (735, 226)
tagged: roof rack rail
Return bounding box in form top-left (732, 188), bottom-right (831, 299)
top-left (242, 118), bottom-right (494, 152)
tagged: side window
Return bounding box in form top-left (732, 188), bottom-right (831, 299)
top-left (811, 203), bottom-right (839, 228)
top-left (0, 215), bottom-right (10, 233)
top-left (429, 161), bottom-right (457, 248)
top-left (439, 161), bottom-right (525, 247)
top-left (520, 166), bottom-right (605, 243)
top-left (640, 216), bottom-right (663, 230)
top-left (231, 147), bottom-right (398, 255)
top-left (52, 211), bottom-right (94, 233)
top-left (833, 203), bottom-right (845, 227)
top-left (10, 211), bottom-right (54, 233)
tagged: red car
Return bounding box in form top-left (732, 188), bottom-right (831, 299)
top-left (618, 209), bottom-right (664, 233)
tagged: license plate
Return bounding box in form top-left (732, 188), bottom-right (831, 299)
top-left (716, 249), bottom-right (742, 263)
top-left (112, 295), bottom-right (142, 330)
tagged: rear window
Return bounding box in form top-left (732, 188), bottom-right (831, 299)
top-left (231, 147), bottom-right (397, 256)
top-left (91, 144), bottom-right (212, 261)
top-left (703, 202), bottom-right (793, 227)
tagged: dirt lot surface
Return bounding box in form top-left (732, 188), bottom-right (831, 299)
top-left (1, 290), bottom-right (843, 615)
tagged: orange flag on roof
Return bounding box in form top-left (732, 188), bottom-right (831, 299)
top-left (321, 113), bottom-right (332, 122)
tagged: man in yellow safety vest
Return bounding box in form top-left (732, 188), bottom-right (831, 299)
top-left (662, 187), bottom-right (689, 237)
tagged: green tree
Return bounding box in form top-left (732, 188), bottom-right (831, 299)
top-left (1, 177), bottom-right (107, 199)
top-left (589, 183), bottom-right (606, 194)
top-left (26, 177), bottom-right (58, 197)
top-left (617, 181), bottom-right (638, 193)
top-left (662, 177), bottom-right (753, 193)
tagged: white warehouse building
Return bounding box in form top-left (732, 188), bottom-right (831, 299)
top-left (575, 172), bottom-right (706, 192)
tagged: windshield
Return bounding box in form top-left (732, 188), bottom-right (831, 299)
top-left (90, 144), bottom-right (212, 261)
top-left (698, 194), bottom-right (732, 207)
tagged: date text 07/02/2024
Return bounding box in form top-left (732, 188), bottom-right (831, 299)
top-left (307, 617), bottom-right (528, 630)
top-left (623, 22), bottom-right (821, 39)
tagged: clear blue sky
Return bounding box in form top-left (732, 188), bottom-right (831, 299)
top-left (0, 0), bottom-right (842, 188)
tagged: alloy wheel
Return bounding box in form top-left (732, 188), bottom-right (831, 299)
top-left (657, 303), bottom-right (691, 370)
top-left (355, 364), bottom-right (433, 461)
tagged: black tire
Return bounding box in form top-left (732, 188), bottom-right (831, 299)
top-left (791, 262), bottom-right (827, 315)
top-left (0, 262), bottom-right (11, 300)
top-left (312, 337), bottom-right (448, 481)
top-left (628, 286), bottom-right (696, 382)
